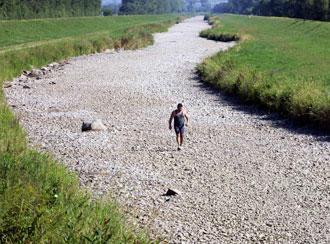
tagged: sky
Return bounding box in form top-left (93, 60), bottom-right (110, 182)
top-left (102, 0), bottom-right (121, 6)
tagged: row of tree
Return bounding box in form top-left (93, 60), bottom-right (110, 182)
top-left (0, 0), bottom-right (101, 19)
top-left (213, 0), bottom-right (329, 20)
top-left (119, 0), bottom-right (185, 14)
top-left (185, 0), bottom-right (213, 12)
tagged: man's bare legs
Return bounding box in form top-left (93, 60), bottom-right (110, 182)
top-left (176, 133), bottom-right (184, 150)
top-left (176, 134), bottom-right (181, 149)
top-left (180, 133), bottom-right (184, 146)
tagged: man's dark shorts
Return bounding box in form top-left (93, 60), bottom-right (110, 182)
top-left (174, 125), bottom-right (185, 135)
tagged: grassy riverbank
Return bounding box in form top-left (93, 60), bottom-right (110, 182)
top-left (0, 15), bottom-right (180, 242)
top-left (198, 15), bottom-right (330, 129)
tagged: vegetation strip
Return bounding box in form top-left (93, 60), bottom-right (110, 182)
top-left (213, 0), bottom-right (330, 21)
top-left (197, 15), bottom-right (330, 130)
top-left (0, 15), bottom-right (181, 242)
top-left (0, 15), bottom-right (178, 49)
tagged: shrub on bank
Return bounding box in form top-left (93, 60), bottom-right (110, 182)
top-left (200, 17), bottom-right (239, 42)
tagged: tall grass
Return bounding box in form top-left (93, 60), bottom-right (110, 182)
top-left (0, 15), bottom-right (181, 242)
top-left (0, 151), bottom-right (149, 243)
top-left (197, 15), bottom-right (330, 130)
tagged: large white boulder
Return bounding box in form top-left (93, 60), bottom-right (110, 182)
top-left (91, 119), bottom-right (107, 131)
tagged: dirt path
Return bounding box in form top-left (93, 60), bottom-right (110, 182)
top-left (5, 17), bottom-right (329, 243)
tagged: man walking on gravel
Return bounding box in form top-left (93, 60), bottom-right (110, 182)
top-left (169, 103), bottom-right (189, 151)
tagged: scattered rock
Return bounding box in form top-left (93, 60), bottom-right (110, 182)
top-left (3, 83), bottom-right (12, 88)
top-left (82, 122), bottom-right (92, 132)
top-left (23, 70), bottom-right (30, 76)
top-left (23, 85), bottom-right (31, 89)
top-left (10, 60), bottom-right (68, 87)
top-left (41, 66), bottom-right (49, 72)
top-left (30, 69), bottom-right (43, 78)
top-left (104, 49), bottom-right (115, 54)
top-left (163, 188), bottom-right (181, 196)
top-left (131, 145), bottom-right (141, 151)
top-left (266, 222), bottom-right (273, 227)
top-left (41, 66), bottom-right (50, 74)
top-left (18, 74), bottom-right (28, 81)
top-left (48, 62), bottom-right (59, 68)
top-left (82, 119), bottom-right (107, 132)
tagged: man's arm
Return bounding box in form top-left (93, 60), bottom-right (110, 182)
top-left (169, 111), bottom-right (174, 130)
top-left (184, 111), bottom-right (189, 126)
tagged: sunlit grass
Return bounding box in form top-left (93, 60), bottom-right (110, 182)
top-left (198, 15), bottom-right (330, 128)
top-left (0, 15), bottom-right (177, 50)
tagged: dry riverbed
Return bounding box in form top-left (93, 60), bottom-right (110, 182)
top-left (5, 17), bottom-right (329, 243)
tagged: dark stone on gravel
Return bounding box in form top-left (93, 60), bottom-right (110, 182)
top-left (163, 188), bottom-right (180, 196)
top-left (82, 120), bottom-right (106, 132)
top-left (82, 122), bottom-right (92, 132)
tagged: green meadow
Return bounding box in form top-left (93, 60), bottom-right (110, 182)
top-left (198, 14), bottom-right (330, 128)
top-left (0, 15), bottom-right (179, 242)
top-left (0, 15), bottom-right (177, 50)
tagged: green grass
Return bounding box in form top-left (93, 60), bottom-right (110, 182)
top-left (0, 14), bottom-right (181, 242)
top-left (0, 151), bottom-right (150, 243)
top-left (0, 15), bottom-right (177, 50)
top-left (198, 15), bottom-right (330, 129)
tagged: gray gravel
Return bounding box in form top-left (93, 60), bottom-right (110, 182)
top-left (5, 16), bottom-right (330, 243)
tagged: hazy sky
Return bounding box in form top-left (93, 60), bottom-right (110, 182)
top-left (102, 0), bottom-right (121, 6)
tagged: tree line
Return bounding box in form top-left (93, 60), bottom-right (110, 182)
top-left (119, 0), bottom-right (185, 14)
top-left (0, 0), bottom-right (101, 20)
top-left (213, 0), bottom-right (329, 21)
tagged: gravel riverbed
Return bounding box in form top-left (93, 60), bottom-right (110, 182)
top-left (5, 16), bottom-right (329, 243)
